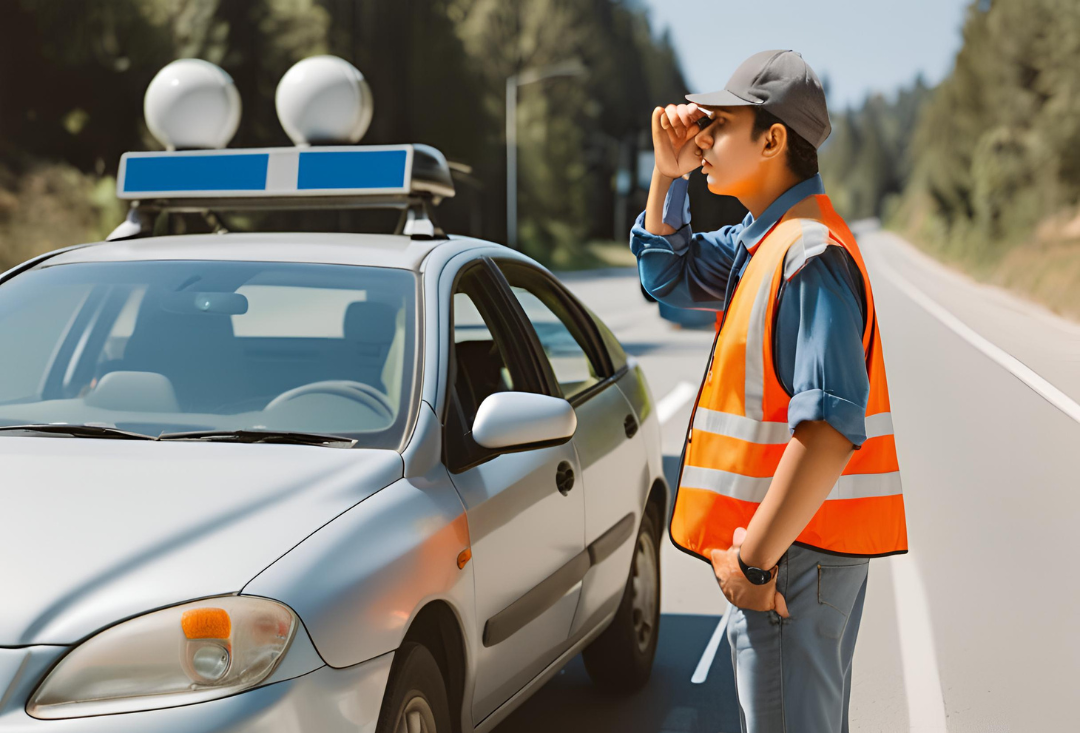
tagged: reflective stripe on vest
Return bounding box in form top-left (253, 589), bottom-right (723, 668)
top-left (669, 194), bottom-right (909, 560)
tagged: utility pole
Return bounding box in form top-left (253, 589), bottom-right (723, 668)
top-left (505, 60), bottom-right (586, 249)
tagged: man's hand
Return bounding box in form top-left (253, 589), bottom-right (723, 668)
top-left (709, 527), bottom-right (791, 617)
top-left (651, 103), bottom-right (709, 179)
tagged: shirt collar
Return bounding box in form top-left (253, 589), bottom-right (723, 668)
top-left (737, 173), bottom-right (826, 254)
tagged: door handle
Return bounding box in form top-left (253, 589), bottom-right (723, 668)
top-left (623, 413), bottom-right (639, 439)
top-left (555, 461), bottom-right (575, 495)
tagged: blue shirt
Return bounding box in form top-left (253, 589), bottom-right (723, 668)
top-left (629, 173), bottom-right (870, 447)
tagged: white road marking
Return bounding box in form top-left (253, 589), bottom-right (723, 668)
top-left (875, 255), bottom-right (1080, 426)
top-left (690, 604), bottom-right (731, 684)
top-left (657, 381), bottom-right (698, 424)
top-left (890, 557), bottom-right (948, 732)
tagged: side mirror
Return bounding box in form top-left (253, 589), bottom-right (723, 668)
top-left (471, 392), bottom-right (577, 451)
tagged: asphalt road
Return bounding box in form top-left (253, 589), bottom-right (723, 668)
top-left (494, 222), bottom-right (1080, 732)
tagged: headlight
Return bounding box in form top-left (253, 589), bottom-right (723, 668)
top-left (27, 596), bottom-right (297, 719)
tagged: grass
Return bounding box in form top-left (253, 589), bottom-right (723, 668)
top-left (548, 239), bottom-right (638, 272)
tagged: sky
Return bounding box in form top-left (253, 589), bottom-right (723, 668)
top-left (638, 0), bottom-right (973, 111)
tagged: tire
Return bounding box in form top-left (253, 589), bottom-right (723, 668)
top-left (375, 642), bottom-right (453, 733)
top-left (581, 502), bottom-right (662, 693)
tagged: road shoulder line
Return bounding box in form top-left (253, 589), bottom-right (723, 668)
top-left (874, 254), bottom-right (1080, 425)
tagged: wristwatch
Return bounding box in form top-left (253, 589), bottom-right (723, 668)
top-left (737, 548), bottom-right (774, 585)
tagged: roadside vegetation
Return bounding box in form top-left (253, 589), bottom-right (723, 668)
top-left (0, 0), bottom-right (686, 270)
top-left (821, 0), bottom-right (1080, 320)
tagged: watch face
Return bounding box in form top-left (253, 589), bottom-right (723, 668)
top-left (748, 567), bottom-right (771, 585)
top-left (739, 551), bottom-right (772, 585)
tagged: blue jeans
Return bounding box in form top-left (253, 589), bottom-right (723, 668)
top-left (726, 544), bottom-right (870, 732)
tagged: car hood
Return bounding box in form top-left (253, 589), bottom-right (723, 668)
top-left (0, 437), bottom-right (402, 646)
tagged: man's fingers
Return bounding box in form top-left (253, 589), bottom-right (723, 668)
top-left (676, 104), bottom-right (693, 129)
top-left (732, 527), bottom-right (747, 547)
top-left (665, 104), bottom-right (686, 139)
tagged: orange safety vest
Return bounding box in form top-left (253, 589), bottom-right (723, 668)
top-left (670, 193), bottom-right (908, 560)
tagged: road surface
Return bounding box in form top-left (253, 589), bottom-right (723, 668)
top-left (493, 222), bottom-right (1080, 732)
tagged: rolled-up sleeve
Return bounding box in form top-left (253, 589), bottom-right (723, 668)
top-left (629, 179), bottom-right (746, 311)
top-left (775, 246), bottom-right (870, 448)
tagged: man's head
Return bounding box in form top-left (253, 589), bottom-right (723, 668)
top-left (691, 105), bottom-right (819, 198)
top-left (686, 50), bottom-right (828, 197)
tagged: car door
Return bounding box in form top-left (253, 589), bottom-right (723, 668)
top-left (441, 259), bottom-right (586, 724)
top-left (492, 259), bottom-right (651, 638)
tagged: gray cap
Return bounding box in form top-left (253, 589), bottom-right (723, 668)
top-left (686, 49), bottom-right (831, 149)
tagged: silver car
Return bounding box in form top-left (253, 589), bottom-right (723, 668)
top-left (0, 225), bottom-right (668, 731)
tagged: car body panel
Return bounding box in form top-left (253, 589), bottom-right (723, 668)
top-left (567, 380), bottom-right (650, 637)
top-left (241, 405), bottom-right (472, 670)
top-left (617, 359), bottom-right (665, 501)
top-left (0, 438), bottom-right (401, 646)
top-left (447, 437), bottom-right (585, 722)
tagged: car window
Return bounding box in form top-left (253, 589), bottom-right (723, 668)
top-left (509, 286), bottom-right (602, 399)
top-left (444, 263), bottom-right (545, 472)
top-left (444, 263), bottom-right (533, 427)
top-left (581, 303), bottom-right (628, 373)
top-left (0, 261), bottom-right (418, 449)
top-left (451, 289), bottom-right (517, 425)
top-left (494, 262), bottom-right (611, 400)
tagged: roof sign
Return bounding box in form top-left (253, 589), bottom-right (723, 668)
top-left (117, 145), bottom-right (417, 200)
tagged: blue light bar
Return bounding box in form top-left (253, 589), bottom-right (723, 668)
top-left (124, 153), bottom-right (270, 193)
top-left (116, 145), bottom-right (451, 201)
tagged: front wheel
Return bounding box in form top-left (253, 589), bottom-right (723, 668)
top-left (375, 642), bottom-right (452, 733)
top-left (581, 502), bottom-right (661, 693)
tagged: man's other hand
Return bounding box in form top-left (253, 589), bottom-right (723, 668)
top-left (651, 103), bottom-right (709, 179)
top-left (709, 527), bottom-right (791, 617)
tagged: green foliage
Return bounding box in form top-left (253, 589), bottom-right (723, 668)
top-left (895, 0), bottom-right (1080, 272)
top-left (818, 76), bottom-right (932, 221)
top-left (0, 0), bottom-right (686, 267)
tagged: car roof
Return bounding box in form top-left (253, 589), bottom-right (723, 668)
top-left (40, 232), bottom-right (463, 272)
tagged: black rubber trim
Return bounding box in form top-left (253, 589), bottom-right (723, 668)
top-left (587, 512), bottom-right (636, 566)
top-left (483, 550), bottom-right (590, 647)
top-left (483, 511), bottom-right (638, 647)
top-left (0, 242), bottom-right (99, 287)
top-left (566, 364), bottom-right (628, 408)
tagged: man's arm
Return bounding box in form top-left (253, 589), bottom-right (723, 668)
top-left (628, 103), bottom-right (742, 311)
top-left (629, 185), bottom-right (744, 311)
top-left (644, 168), bottom-right (683, 236)
top-left (737, 419), bottom-right (854, 570)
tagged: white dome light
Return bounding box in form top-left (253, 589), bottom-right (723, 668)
top-left (275, 56), bottom-right (373, 146)
top-left (144, 59), bottom-right (241, 150)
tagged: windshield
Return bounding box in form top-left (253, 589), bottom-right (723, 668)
top-left (0, 260), bottom-right (418, 449)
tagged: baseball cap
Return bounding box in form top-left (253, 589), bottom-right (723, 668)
top-left (686, 50), bottom-right (831, 149)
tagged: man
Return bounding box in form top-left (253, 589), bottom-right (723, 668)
top-left (630, 50), bottom-right (908, 732)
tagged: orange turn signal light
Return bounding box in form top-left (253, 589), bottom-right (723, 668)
top-left (457, 548), bottom-right (472, 569)
top-left (181, 607), bottom-right (231, 639)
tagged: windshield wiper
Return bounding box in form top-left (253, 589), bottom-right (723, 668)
top-left (0, 424), bottom-right (156, 440)
top-left (157, 429), bottom-right (357, 448)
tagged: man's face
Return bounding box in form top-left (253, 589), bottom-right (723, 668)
top-left (693, 106), bottom-right (765, 198)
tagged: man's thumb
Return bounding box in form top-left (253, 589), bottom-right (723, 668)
top-left (651, 106), bottom-right (666, 135)
top-left (774, 592), bottom-right (790, 619)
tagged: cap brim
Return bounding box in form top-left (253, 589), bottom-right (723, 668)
top-left (685, 89), bottom-right (758, 107)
